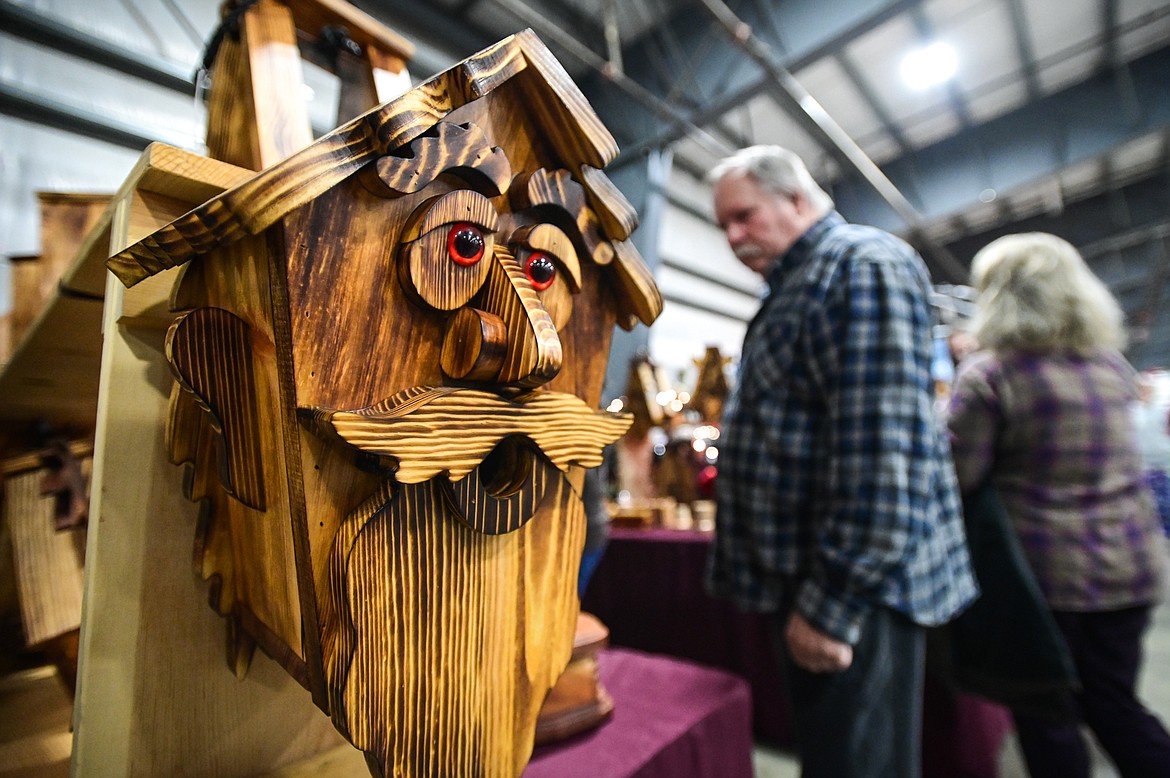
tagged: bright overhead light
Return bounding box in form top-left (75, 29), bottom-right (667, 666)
top-left (900, 41), bottom-right (958, 90)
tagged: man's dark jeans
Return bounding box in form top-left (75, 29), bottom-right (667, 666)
top-left (773, 604), bottom-right (925, 778)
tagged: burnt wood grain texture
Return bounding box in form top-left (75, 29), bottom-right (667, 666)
top-left (370, 122), bottom-right (513, 197)
top-left (96, 20), bottom-right (662, 778)
top-left (323, 468), bottom-right (585, 777)
top-left (167, 307), bottom-right (267, 511)
top-left (4, 464), bottom-right (86, 648)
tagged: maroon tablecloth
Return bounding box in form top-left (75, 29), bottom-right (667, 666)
top-left (582, 527), bottom-right (791, 745)
top-left (582, 527), bottom-right (1013, 777)
top-left (524, 647), bottom-right (754, 778)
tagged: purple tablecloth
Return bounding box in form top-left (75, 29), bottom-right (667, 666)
top-left (582, 527), bottom-right (1013, 777)
top-left (524, 647), bottom-right (753, 778)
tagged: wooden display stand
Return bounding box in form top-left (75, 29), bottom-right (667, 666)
top-left (69, 3), bottom-right (662, 775)
top-left (69, 1), bottom-right (414, 773)
top-left (2, 194), bottom-right (110, 366)
top-left (533, 613), bottom-right (614, 745)
top-left (0, 191), bottom-right (109, 700)
top-left (65, 144), bottom-right (352, 776)
top-left (0, 193), bottom-right (112, 434)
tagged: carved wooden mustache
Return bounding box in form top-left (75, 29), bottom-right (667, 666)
top-left (300, 386), bottom-right (631, 484)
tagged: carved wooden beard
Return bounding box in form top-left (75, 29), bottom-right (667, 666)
top-left (295, 141), bottom-right (636, 773)
top-left (323, 454), bottom-right (583, 777)
top-left (308, 386), bottom-right (627, 775)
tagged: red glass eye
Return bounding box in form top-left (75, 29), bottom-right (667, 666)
top-left (525, 251), bottom-right (557, 291)
top-left (447, 222), bottom-right (485, 266)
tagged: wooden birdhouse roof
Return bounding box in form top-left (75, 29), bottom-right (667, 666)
top-left (105, 29), bottom-right (662, 328)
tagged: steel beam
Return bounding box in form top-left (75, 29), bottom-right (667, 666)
top-left (837, 45), bottom-right (1170, 241)
top-left (605, 0), bottom-right (923, 169)
top-left (488, 0), bottom-right (733, 159)
top-left (0, 81), bottom-right (188, 150)
top-left (692, 0), bottom-right (967, 280)
top-left (0, 0), bottom-right (195, 94)
top-left (1005, 0), bottom-right (1042, 100)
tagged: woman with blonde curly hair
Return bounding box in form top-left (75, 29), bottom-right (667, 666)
top-left (947, 232), bottom-right (1170, 778)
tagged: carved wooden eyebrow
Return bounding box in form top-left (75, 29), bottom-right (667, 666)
top-left (401, 189), bottom-right (500, 244)
top-left (509, 167), bottom-right (661, 327)
top-left (510, 222), bottom-right (581, 290)
top-left (105, 29), bottom-right (621, 287)
top-left (365, 121), bottom-right (513, 198)
top-left (510, 168), bottom-right (610, 263)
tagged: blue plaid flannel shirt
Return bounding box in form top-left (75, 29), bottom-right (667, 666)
top-left (706, 212), bottom-right (978, 644)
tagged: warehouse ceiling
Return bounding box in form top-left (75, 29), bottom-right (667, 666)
top-left (3, 0), bottom-right (1170, 362)
top-left (365, 0), bottom-right (1170, 362)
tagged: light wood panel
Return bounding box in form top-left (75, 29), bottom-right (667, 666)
top-left (0, 146), bottom-right (252, 432)
top-left (0, 295), bottom-right (105, 431)
top-left (71, 281), bottom-right (345, 775)
top-left (0, 666), bottom-right (73, 778)
top-left (66, 145), bottom-right (255, 299)
top-left (71, 141), bottom-right (324, 775)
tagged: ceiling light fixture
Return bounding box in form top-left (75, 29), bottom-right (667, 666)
top-left (900, 41), bottom-right (958, 90)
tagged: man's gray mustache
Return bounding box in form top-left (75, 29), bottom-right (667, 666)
top-left (734, 244), bottom-right (766, 260)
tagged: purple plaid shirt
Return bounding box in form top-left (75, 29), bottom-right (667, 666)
top-left (947, 348), bottom-right (1166, 610)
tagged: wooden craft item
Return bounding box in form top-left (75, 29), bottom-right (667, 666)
top-left (38, 436), bottom-right (90, 530)
top-left (7, 194), bottom-right (111, 352)
top-left (103, 26), bottom-right (661, 778)
top-left (690, 345), bottom-right (731, 423)
top-left (533, 611), bottom-right (614, 745)
top-left (621, 355), bottom-right (675, 439)
top-left (3, 461), bottom-right (86, 651)
top-left (654, 437), bottom-right (701, 507)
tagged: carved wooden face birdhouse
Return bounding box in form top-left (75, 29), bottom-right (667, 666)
top-left (107, 30), bottom-right (661, 777)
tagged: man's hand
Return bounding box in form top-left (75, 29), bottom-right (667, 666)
top-left (785, 611), bottom-right (853, 673)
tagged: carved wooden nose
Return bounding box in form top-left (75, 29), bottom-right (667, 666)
top-left (442, 248), bottom-right (562, 388)
top-left (440, 307), bottom-right (507, 381)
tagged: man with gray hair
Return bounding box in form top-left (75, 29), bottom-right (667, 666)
top-left (705, 145), bottom-right (977, 777)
